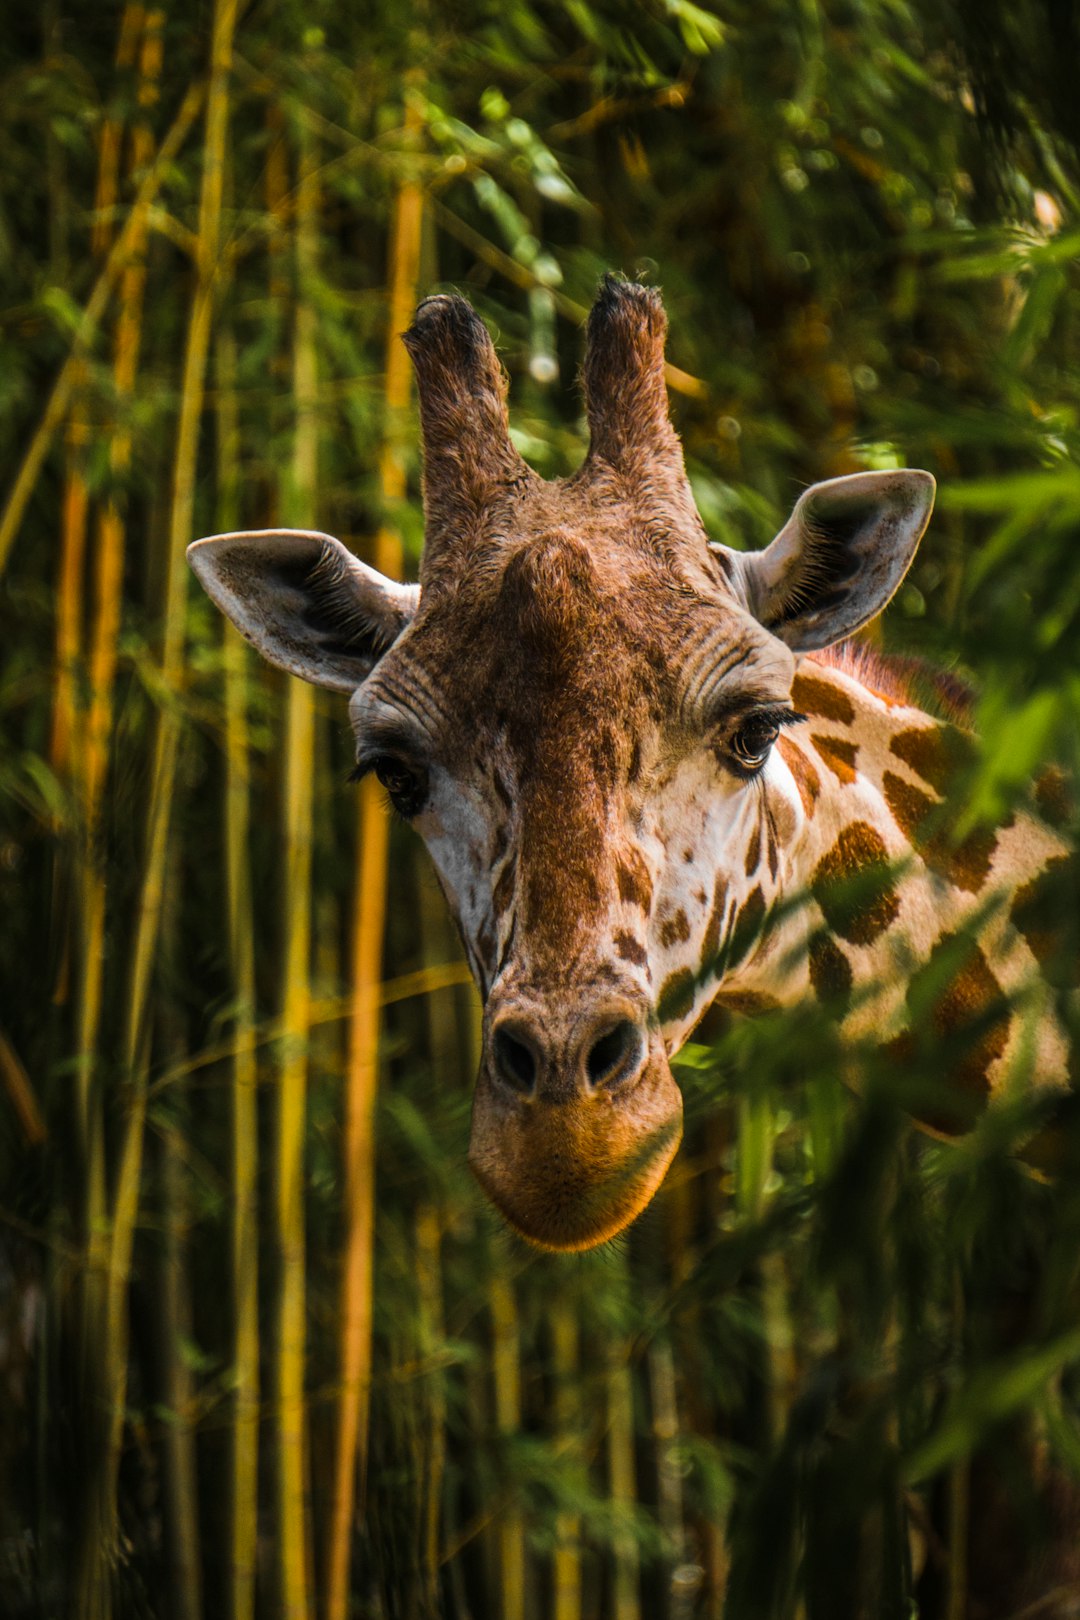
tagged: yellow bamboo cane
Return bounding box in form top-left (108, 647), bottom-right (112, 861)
top-left (649, 1336), bottom-right (684, 1580)
top-left (325, 89), bottom-right (424, 1620)
top-left (65, 12), bottom-right (156, 1609)
top-left (216, 319), bottom-right (261, 1620)
top-left (156, 856), bottom-right (203, 1620)
top-left (415, 1202), bottom-right (446, 1615)
top-left (89, 7), bottom-right (145, 258)
top-left (608, 1344), bottom-right (640, 1620)
top-left (552, 1296), bottom-right (582, 1620)
top-left (76, 0), bottom-right (163, 1327)
top-left (490, 1272), bottom-right (526, 1620)
top-left (49, 417), bottom-right (88, 816)
top-left (274, 113), bottom-right (318, 1620)
top-left (76, 6), bottom-right (237, 1611)
top-left (60, 0), bottom-right (144, 1127)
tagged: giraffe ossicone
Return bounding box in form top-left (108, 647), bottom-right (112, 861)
top-left (189, 277), bottom-right (1074, 1251)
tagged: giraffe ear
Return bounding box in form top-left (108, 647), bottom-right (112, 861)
top-left (721, 470), bottom-right (935, 652)
top-left (187, 530), bottom-right (420, 694)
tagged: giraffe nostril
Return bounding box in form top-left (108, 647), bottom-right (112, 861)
top-left (585, 1019), bottom-right (644, 1089)
top-left (493, 1025), bottom-right (539, 1096)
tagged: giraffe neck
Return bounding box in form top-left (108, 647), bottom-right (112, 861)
top-left (727, 652), bottom-right (1073, 1131)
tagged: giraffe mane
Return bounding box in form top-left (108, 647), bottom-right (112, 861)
top-left (810, 640), bottom-right (976, 725)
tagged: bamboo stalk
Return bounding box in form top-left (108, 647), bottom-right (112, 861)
top-left (46, 412), bottom-right (88, 1018)
top-left (66, 14), bottom-right (155, 1609)
top-left (806, 1075), bottom-right (845, 1183)
top-left (75, 0), bottom-right (163, 1317)
top-left (74, 7), bottom-right (236, 1611)
top-left (43, 0), bottom-right (70, 273)
top-left (325, 90), bottom-right (424, 1620)
top-left (274, 112), bottom-right (318, 1620)
top-left (217, 320), bottom-right (261, 1620)
top-left (156, 851), bottom-right (203, 1620)
top-left (735, 1094), bottom-right (794, 1444)
top-left (158, 1121), bottom-right (203, 1618)
top-left (608, 1344), bottom-right (640, 1620)
top-left (84, 6), bottom-right (162, 824)
top-left (415, 1202), bottom-right (446, 1616)
top-left (90, 6), bottom-right (144, 255)
top-left (649, 1335), bottom-right (684, 1607)
top-left (490, 1272), bottom-right (526, 1620)
top-left (48, 416), bottom-right (88, 806)
top-left (945, 1272), bottom-right (969, 1620)
top-left (552, 1296), bottom-right (582, 1620)
top-left (0, 1030), bottom-right (47, 1146)
top-left (61, 0), bottom-right (144, 1074)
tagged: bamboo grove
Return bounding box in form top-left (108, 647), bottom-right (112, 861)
top-left (3, 1), bottom-right (1080, 1616)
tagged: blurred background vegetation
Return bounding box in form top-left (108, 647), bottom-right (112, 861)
top-left (3, 0), bottom-right (1080, 1615)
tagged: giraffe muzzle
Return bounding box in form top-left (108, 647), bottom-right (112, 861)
top-left (469, 986), bottom-right (684, 1250)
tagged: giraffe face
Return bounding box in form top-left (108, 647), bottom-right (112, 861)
top-left (189, 280), bottom-right (934, 1250)
top-left (347, 506), bottom-right (802, 1249)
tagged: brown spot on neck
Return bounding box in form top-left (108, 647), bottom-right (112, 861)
top-left (1010, 854), bottom-right (1080, 989)
top-left (812, 822), bottom-right (900, 946)
top-left (699, 875), bottom-right (729, 979)
top-left (889, 724), bottom-right (972, 795)
top-left (808, 932), bottom-right (853, 1011)
top-left (659, 908), bottom-right (691, 948)
top-left (712, 988), bottom-right (781, 1015)
top-left (791, 671), bottom-right (855, 726)
top-left (616, 848), bottom-right (653, 911)
top-left (614, 929), bottom-right (648, 967)
top-left (883, 936), bottom-right (1010, 1134)
top-left (658, 967), bottom-right (696, 1023)
top-left (882, 771), bottom-right (997, 894)
top-left (777, 735), bottom-right (820, 817)
top-left (811, 733), bottom-right (858, 784)
top-left (1035, 767), bottom-right (1073, 829)
top-left (725, 885), bottom-right (766, 973)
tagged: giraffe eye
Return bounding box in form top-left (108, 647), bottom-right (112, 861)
top-left (726, 706), bottom-right (804, 775)
top-left (730, 719), bottom-right (780, 771)
top-left (372, 755), bottom-right (429, 817)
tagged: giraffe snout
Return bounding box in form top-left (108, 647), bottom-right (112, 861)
top-left (469, 982), bottom-right (683, 1251)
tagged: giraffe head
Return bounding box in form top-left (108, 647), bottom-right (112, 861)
top-left (189, 279), bottom-right (934, 1251)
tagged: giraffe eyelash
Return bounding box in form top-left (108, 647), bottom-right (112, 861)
top-left (743, 705), bottom-right (807, 732)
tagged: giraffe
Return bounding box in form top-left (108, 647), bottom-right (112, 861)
top-left (188, 276), bottom-right (1076, 1255)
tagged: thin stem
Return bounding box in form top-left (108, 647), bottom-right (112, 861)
top-left (275, 110), bottom-right (318, 1620)
top-left (216, 316), bottom-right (261, 1620)
top-left (325, 88), bottom-right (424, 1620)
top-left (87, 5), bottom-right (237, 1609)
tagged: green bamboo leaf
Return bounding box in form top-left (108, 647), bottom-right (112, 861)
top-left (902, 1327), bottom-right (1080, 1484)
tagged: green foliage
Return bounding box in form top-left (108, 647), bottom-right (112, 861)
top-left (2, 0), bottom-right (1080, 1616)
